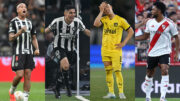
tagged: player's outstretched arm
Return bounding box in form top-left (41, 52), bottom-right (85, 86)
top-left (93, 2), bottom-right (106, 27)
top-left (32, 35), bottom-right (40, 55)
top-left (135, 33), bottom-right (150, 41)
top-left (174, 35), bottom-right (179, 61)
top-left (83, 29), bottom-right (91, 37)
top-left (9, 26), bottom-right (26, 41)
top-left (115, 27), bottom-right (134, 49)
top-left (135, 18), bottom-right (149, 29)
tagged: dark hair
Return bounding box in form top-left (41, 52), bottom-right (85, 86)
top-left (64, 5), bottom-right (76, 11)
top-left (103, 0), bottom-right (112, 5)
top-left (168, 11), bottom-right (176, 17)
top-left (153, 2), bottom-right (166, 14)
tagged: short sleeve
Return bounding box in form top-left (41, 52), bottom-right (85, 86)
top-left (144, 20), bottom-right (150, 33)
top-left (8, 20), bottom-right (16, 34)
top-left (169, 22), bottom-right (178, 36)
top-left (79, 19), bottom-right (86, 31)
top-left (31, 26), bottom-right (37, 36)
top-left (48, 19), bottom-right (57, 31)
top-left (100, 16), bottom-right (105, 24)
top-left (121, 18), bottom-right (130, 31)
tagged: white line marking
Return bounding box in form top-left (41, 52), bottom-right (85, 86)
top-left (75, 95), bottom-right (90, 101)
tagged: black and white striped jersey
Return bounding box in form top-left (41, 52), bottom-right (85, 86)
top-left (8, 17), bottom-right (36, 55)
top-left (48, 16), bottom-right (86, 51)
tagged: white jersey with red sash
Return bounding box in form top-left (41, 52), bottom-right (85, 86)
top-left (144, 18), bottom-right (178, 57)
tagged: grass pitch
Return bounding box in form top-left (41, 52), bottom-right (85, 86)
top-left (0, 82), bottom-right (45, 101)
top-left (136, 98), bottom-right (180, 101)
top-left (90, 68), bottom-right (135, 101)
top-left (45, 94), bottom-right (80, 101)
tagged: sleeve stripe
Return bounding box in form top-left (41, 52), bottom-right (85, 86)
top-left (9, 31), bottom-right (15, 33)
top-left (125, 26), bottom-right (130, 31)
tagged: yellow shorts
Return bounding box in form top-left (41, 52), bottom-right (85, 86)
top-left (102, 55), bottom-right (122, 71)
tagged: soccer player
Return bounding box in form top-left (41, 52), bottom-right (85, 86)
top-left (135, 2), bottom-right (179, 101)
top-left (93, 1), bottom-right (134, 99)
top-left (8, 3), bottom-right (40, 101)
top-left (45, 5), bottom-right (90, 99)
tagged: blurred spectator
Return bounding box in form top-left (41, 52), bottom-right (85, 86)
top-left (168, 11), bottom-right (177, 23)
top-left (136, 0), bottom-right (146, 15)
top-left (167, 4), bottom-right (177, 14)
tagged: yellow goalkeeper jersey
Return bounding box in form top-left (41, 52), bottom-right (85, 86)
top-left (100, 15), bottom-right (130, 56)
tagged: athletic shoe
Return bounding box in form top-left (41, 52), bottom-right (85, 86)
top-left (103, 93), bottom-right (116, 99)
top-left (145, 98), bottom-right (151, 101)
top-left (119, 93), bottom-right (126, 99)
top-left (9, 90), bottom-right (16, 101)
top-left (160, 97), bottom-right (167, 101)
top-left (52, 88), bottom-right (61, 99)
top-left (66, 87), bottom-right (72, 97)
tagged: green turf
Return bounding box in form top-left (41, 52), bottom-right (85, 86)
top-left (136, 98), bottom-right (180, 101)
top-left (45, 94), bottom-right (80, 101)
top-left (90, 68), bottom-right (135, 101)
top-left (0, 82), bottom-right (45, 101)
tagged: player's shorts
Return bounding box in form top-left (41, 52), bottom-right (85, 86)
top-left (147, 54), bottom-right (170, 69)
top-left (53, 48), bottom-right (77, 65)
top-left (11, 54), bottom-right (35, 71)
top-left (102, 55), bottom-right (122, 71)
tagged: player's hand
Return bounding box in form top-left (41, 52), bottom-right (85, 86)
top-left (34, 49), bottom-right (40, 55)
top-left (141, 18), bottom-right (150, 25)
top-left (99, 2), bottom-right (106, 13)
top-left (174, 52), bottom-right (179, 62)
top-left (115, 42), bottom-right (126, 50)
top-left (21, 26), bottom-right (27, 33)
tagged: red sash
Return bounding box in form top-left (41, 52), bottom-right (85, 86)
top-left (148, 21), bottom-right (169, 53)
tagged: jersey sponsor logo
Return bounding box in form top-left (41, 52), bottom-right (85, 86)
top-left (151, 25), bottom-right (154, 27)
top-left (59, 33), bottom-right (76, 39)
top-left (104, 28), bottom-right (116, 34)
top-left (156, 31), bottom-right (161, 34)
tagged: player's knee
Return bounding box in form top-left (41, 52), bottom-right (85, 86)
top-left (103, 62), bottom-right (112, 67)
top-left (105, 67), bottom-right (112, 71)
top-left (24, 73), bottom-right (31, 80)
top-left (105, 69), bottom-right (112, 74)
top-left (16, 72), bottom-right (24, 78)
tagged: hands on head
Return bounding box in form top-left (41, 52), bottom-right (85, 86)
top-left (99, 2), bottom-right (106, 13)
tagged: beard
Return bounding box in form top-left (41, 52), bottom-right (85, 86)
top-left (153, 14), bottom-right (158, 18)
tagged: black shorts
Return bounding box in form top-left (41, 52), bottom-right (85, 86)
top-left (53, 48), bottom-right (77, 65)
top-left (11, 54), bottom-right (35, 71)
top-left (147, 54), bottom-right (170, 69)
